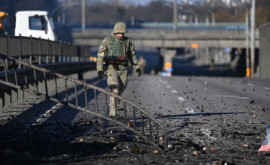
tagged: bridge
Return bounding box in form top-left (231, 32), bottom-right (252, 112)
top-left (0, 34), bottom-right (168, 159)
top-left (1, 22), bottom-right (270, 163)
top-left (72, 23), bottom-right (260, 72)
top-left (72, 28), bottom-right (259, 48)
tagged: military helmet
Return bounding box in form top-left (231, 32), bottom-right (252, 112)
top-left (113, 22), bottom-right (127, 33)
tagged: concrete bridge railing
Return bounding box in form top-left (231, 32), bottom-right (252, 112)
top-left (72, 28), bottom-right (259, 48)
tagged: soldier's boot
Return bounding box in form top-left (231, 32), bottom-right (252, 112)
top-left (109, 88), bottom-right (119, 117)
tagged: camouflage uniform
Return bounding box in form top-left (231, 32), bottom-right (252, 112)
top-left (97, 22), bottom-right (141, 117)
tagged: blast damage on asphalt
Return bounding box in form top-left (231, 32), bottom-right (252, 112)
top-left (1, 75), bottom-right (270, 165)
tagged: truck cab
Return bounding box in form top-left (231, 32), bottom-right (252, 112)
top-left (15, 11), bottom-right (56, 41)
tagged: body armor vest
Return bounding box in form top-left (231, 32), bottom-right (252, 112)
top-left (108, 37), bottom-right (128, 59)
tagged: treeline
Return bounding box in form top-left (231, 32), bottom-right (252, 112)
top-left (65, 1), bottom-right (172, 26)
top-left (1, 0), bottom-right (270, 29)
top-left (63, 0), bottom-right (270, 27)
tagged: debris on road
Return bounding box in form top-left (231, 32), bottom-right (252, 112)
top-left (258, 125), bottom-right (270, 152)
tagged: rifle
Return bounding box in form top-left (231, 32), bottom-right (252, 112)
top-left (104, 56), bottom-right (128, 69)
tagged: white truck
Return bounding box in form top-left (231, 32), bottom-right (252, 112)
top-left (15, 11), bottom-right (56, 41)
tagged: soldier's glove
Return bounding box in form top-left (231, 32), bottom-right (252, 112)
top-left (98, 71), bottom-right (104, 79)
top-left (136, 68), bottom-right (141, 77)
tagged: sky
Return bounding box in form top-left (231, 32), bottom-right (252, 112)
top-left (120, 0), bottom-right (153, 6)
top-left (120, 0), bottom-right (203, 6)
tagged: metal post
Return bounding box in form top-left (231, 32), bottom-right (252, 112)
top-left (47, 39), bottom-right (49, 64)
top-left (5, 34), bottom-right (9, 71)
top-left (84, 84), bottom-right (88, 109)
top-left (238, 3), bottom-right (250, 77)
top-left (105, 93), bottom-right (108, 116)
top-left (60, 41), bottom-right (63, 63)
top-left (74, 82), bottom-right (78, 107)
top-left (19, 35), bottom-right (22, 68)
top-left (211, 13), bottom-right (215, 25)
top-left (43, 70), bottom-right (48, 97)
top-left (250, 0), bottom-right (255, 77)
top-left (33, 69), bottom-right (38, 93)
top-left (173, 0), bottom-right (178, 30)
top-left (12, 69), bottom-right (18, 103)
top-left (81, 0), bottom-right (86, 31)
top-left (245, 12), bottom-right (250, 77)
top-left (39, 37), bottom-right (42, 64)
top-left (65, 78), bottom-right (68, 102)
top-left (149, 118), bottom-right (153, 140)
top-left (54, 75), bottom-right (58, 98)
top-left (53, 42), bottom-right (56, 63)
top-left (30, 35), bottom-right (33, 64)
top-left (4, 59), bottom-right (8, 82)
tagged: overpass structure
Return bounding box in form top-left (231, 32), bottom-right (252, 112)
top-left (72, 28), bottom-right (259, 48)
top-left (72, 26), bottom-right (259, 72)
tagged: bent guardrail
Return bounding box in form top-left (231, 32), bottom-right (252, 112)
top-left (0, 54), bottom-right (168, 150)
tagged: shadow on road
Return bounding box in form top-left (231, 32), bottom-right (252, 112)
top-left (0, 76), bottom-right (125, 163)
top-left (156, 112), bottom-right (246, 119)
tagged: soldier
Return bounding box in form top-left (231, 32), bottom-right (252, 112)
top-left (139, 55), bottom-right (146, 75)
top-left (96, 22), bottom-right (141, 117)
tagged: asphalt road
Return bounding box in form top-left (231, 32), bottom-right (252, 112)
top-left (80, 73), bottom-right (270, 164)
top-left (1, 71), bottom-right (270, 164)
top-left (121, 74), bottom-right (270, 164)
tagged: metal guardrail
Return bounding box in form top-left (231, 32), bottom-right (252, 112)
top-left (0, 54), bottom-right (168, 150)
top-left (138, 22), bottom-right (247, 29)
top-left (0, 34), bottom-right (93, 110)
top-left (0, 34), bottom-right (90, 70)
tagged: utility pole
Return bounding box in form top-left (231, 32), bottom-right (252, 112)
top-left (173, 0), bottom-right (178, 30)
top-left (237, 2), bottom-right (250, 77)
top-left (245, 9), bottom-right (250, 77)
top-left (250, 0), bottom-right (255, 77)
top-left (81, 0), bottom-right (86, 31)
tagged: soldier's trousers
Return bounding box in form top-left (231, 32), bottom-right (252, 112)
top-left (106, 65), bottom-right (128, 116)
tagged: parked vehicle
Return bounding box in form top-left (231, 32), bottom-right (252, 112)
top-left (14, 10), bottom-right (56, 41)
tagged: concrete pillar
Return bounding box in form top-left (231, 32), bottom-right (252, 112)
top-left (160, 48), bottom-right (177, 71)
top-left (195, 48), bottom-right (199, 59)
top-left (4, 90), bottom-right (11, 107)
top-left (205, 47), bottom-right (209, 64)
top-left (11, 88), bottom-right (18, 103)
top-left (17, 88), bottom-right (24, 103)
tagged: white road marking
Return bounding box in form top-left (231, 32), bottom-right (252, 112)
top-left (171, 90), bottom-right (177, 93)
top-left (167, 85), bottom-right (171, 88)
top-left (214, 95), bottom-right (250, 100)
top-left (263, 87), bottom-right (270, 90)
top-left (186, 108), bottom-right (195, 114)
top-left (33, 103), bottom-right (62, 125)
top-left (201, 128), bottom-right (216, 141)
top-left (178, 96), bottom-right (185, 101)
